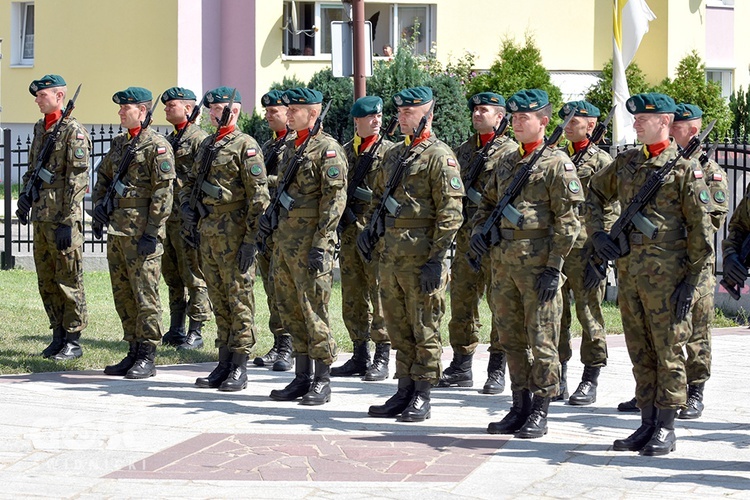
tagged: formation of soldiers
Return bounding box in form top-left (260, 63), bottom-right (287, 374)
top-left (18, 72), bottom-right (746, 458)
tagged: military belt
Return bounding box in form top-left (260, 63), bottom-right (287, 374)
top-left (205, 199), bottom-right (247, 215)
top-left (281, 207), bottom-right (319, 219)
top-left (385, 217), bottom-right (435, 229)
top-left (41, 179), bottom-right (65, 189)
top-left (629, 228), bottom-right (687, 245)
top-left (113, 198), bottom-right (150, 208)
top-left (500, 227), bottom-right (552, 240)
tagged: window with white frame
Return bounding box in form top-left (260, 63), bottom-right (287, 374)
top-left (706, 69), bottom-right (733, 99)
top-left (393, 4), bottom-right (434, 56)
top-left (282, 1), bottom-right (346, 57)
top-left (11, 2), bottom-right (34, 65)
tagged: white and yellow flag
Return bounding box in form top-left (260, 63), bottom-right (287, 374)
top-left (613, 0), bottom-right (656, 146)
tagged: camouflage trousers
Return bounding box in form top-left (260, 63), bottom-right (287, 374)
top-left (448, 224), bottom-right (500, 355)
top-left (256, 236), bottom-right (287, 339)
top-left (33, 221), bottom-right (87, 334)
top-left (198, 211), bottom-right (257, 354)
top-left (685, 272), bottom-right (714, 385)
top-left (559, 246), bottom-right (608, 367)
top-left (339, 221), bottom-right (388, 344)
top-left (162, 220), bottom-right (212, 322)
top-left (107, 234), bottom-right (163, 346)
top-left (379, 254), bottom-right (446, 384)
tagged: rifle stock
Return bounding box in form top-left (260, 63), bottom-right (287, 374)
top-left (721, 233), bottom-right (750, 300)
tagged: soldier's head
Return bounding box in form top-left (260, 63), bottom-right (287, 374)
top-left (283, 88), bottom-right (323, 132)
top-left (393, 86), bottom-right (433, 138)
top-left (351, 96), bottom-right (384, 139)
top-left (508, 89), bottom-right (550, 144)
top-left (559, 100), bottom-right (600, 143)
top-left (468, 92), bottom-right (506, 135)
top-left (161, 87), bottom-right (198, 127)
top-left (671, 103), bottom-right (703, 149)
top-left (29, 74), bottom-right (67, 115)
top-left (203, 87), bottom-right (242, 128)
top-left (627, 93), bottom-right (676, 145)
top-left (113, 87), bottom-right (153, 130)
top-left (261, 90), bottom-right (288, 133)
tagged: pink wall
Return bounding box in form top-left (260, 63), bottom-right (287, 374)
top-left (706, 6), bottom-right (734, 68)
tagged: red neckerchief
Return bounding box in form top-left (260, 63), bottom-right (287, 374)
top-left (520, 139), bottom-right (543, 158)
top-left (274, 128), bottom-right (288, 141)
top-left (646, 139), bottom-right (670, 158)
top-left (128, 127), bottom-right (141, 139)
top-left (44, 110), bottom-right (63, 131)
top-left (479, 132), bottom-right (495, 147)
top-left (407, 128), bottom-right (431, 147)
top-left (216, 125), bottom-right (235, 142)
top-left (573, 139), bottom-right (590, 153)
top-left (295, 128), bottom-right (311, 147)
top-left (174, 121), bottom-right (189, 132)
top-left (356, 134), bottom-right (378, 155)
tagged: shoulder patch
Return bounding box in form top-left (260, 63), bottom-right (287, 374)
top-left (326, 150), bottom-right (337, 159)
top-left (160, 161), bottom-right (172, 173)
top-left (713, 172), bottom-right (723, 182)
top-left (568, 180), bottom-right (581, 194)
top-left (694, 169), bottom-right (703, 179)
top-left (250, 164), bottom-right (263, 176)
top-left (74, 147), bottom-right (85, 159)
top-left (450, 176), bottom-right (462, 190)
top-left (699, 189), bottom-right (710, 204)
top-left (246, 148), bottom-right (257, 157)
top-left (327, 166), bottom-right (341, 179)
top-left (564, 162), bottom-right (574, 171)
top-left (76, 132), bottom-right (85, 140)
top-left (157, 146), bottom-right (168, 155)
top-left (714, 190), bottom-right (726, 204)
top-left (447, 158), bottom-right (457, 167)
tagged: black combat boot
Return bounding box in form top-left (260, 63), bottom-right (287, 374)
top-left (437, 352), bottom-right (473, 388)
top-left (482, 352), bottom-right (506, 394)
top-left (104, 342), bottom-right (138, 376)
top-left (272, 335), bottom-right (294, 371)
top-left (42, 326), bottom-right (66, 358)
top-left (253, 335), bottom-right (280, 367)
top-left (568, 366), bottom-right (601, 406)
top-left (678, 383), bottom-right (705, 419)
top-left (270, 355), bottom-right (312, 401)
top-left (363, 342), bottom-right (390, 381)
top-left (517, 395), bottom-right (551, 438)
top-left (301, 360), bottom-right (332, 405)
top-left (195, 346), bottom-right (232, 388)
top-left (487, 389), bottom-right (533, 434)
top-left (125, 342), bottom-right (157, 379)
top-left (162, 309), bottom-right (187, 346)
top-left (51, 332), bottom-right (83, 361)
top-left (331, 340), bottom-right (371, 377)
top-left (219, 352), bottom-right (249, 392)
top-left (640, 408), bottom-right (677, 456)
top-left (400, 381), bottom-right (432, 422)
top-left (551, 361), bottom-right (568, 401)
top-left (368, 378), bottom-right (415, 418)
top-left (613, 404), bottom-right (656, 451)
top-left (177, 319), bottom-right (204, 350)
top-left (617, 396), bottom-right (639, 412)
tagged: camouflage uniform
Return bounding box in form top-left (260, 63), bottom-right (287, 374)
top-left (93, 127), bottom-right (175, 345)
top-left (587, 141), bottom-right (714, 410)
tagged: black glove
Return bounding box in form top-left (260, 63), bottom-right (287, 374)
top-left (92, 222), bottom-right (104, 240)
top-left (488, 224), bottom-right (502, 247)
top-left (583, 262), bottom-right (605, 290)
top-left (258, 210), bottom-right (277, 238)
top-left (307, 247), bottom-right (325, 273)
top-left (469, 233), bottom-right (489, 258)
top-left (357, 230), bottom-right (374, 261)
top-left (237, 242), bottom-right (257, 273)
top-left (93, 203), bottom-right (109, 227)
top-left (55, 224), bottom-right (72, 251)
top-left (671, 280), bottom-right (696, 322)
top-left (180, 202), bottom-right (199, 226)
top-left (420, 259), bottom-right (442, 294)
top-left (137, 234), bottom-right (158, 256)
top-left (373, 214), bottom-right (385, 238)
top-left (534, 267), bottom-right (561, 303)
top-left (17, 193), bottom-right (32, 214)
top-left (591, 231), bottom-right (621, 262)
top-left (723, 253), bottom-right (748, 287)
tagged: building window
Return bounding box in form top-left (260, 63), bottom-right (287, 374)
top-left (393, 5), bottom-right (434, 55)
top-left (282, 1), bottom-right (345, 57)
top-left (706, 69), bottom-right (733, 99)
top-left (11, 2), bottom-right (34, 65)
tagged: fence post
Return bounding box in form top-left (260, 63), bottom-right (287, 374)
top-left (2, 128), bottom-right (14, 269)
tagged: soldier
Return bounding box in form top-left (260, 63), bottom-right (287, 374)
top-left (360, 86), bottom-right (464, 422)
top-left (252, 89), bottom-right (294, 372)
top-left (181, 87), bottom-right (270, 392)
top-left (17, 74), bottom-right (90, 361)
top-left (587, 93), bottom-right (713, 456)
top-left (330, 95), bottom-right (393, 381)
top-left (471, 89), bottom-right (583, 438)
top-left (438, 92), bottom-right (516, 393)
top-left (160, 87), bottom-right (212, 351)
top-left (92, 86), bottom-right (175, 379)
top-left (555, 101), bottom-right (616, 405)
top-left (261, 88), bottom-right (347, 406)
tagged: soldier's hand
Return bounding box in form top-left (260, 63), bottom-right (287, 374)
top-left (592, 231), bottom-right (621, 261)
top-left (237, 242), bottom-right (257, 274)
top-left (55, 224), bottom-right (72, 251)
top-left (17, 193), bottom-right (32, 216)
top-left (670, 280), bottom-right (696, 322)
top-left (373, 214), bottom-right (385, 238)
top-left (583, 262), bottom-right (605, 290)
top-left (180, 202), bottom-right (199, 226)
top-left (534, 267), bottom-right (560, 303)
top-left (307, 247), bottom-right (325, 274)
top-left (469, 233), bottom-right (489, 258)
top-left (356, 230), bottom-right (374, 262)
top-left (137, 234), bottom-right (158, 256)
top-left (258, 211), bottom-right (275, 238)
top-left (93, 203), bottom-right (110, 227)
top-left (420, 259), bottom-right (443, 294)
top-left (723, 253), bottom-right (748, 287)
top-left (489, 225), bottom-right (502, 247)
top-left (92, 221), bottom-right (104, 240)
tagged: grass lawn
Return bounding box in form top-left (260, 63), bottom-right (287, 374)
top-left (0, 269), bottom-right (734, 375)
top-left (0, 183), bottom-right (20, 200)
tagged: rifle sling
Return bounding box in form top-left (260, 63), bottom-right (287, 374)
top-left (281, 207), bottom-right (319, 219)
top-left (500, 227), bottom-right (552, 240)
top-left (629, 228), bottom-right (686, 245)
top-left (39, 179), bottom-right (65, 189)
top-left (384, 216), bottom-right (434, 229)
top-left (204, 199), bottom-right (247, 215)
top-left (113, 198), bottom-right (150, 208)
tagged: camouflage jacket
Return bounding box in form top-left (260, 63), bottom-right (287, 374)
top-left (165, 123), bottom-right (208, 222)
top-left (93, 127), bottom-right (175, 238)
top-left (24, 116), bottom-right (91, 226)
top-left (261, 130), bottom-right (292, 190)
top-left (700, 156), bottom-right (729, 232)
top-left (343, 135), bottom-right (394, 226)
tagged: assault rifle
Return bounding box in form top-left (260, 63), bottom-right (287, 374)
top-left (17, 84), bottom-right (82, 225)
top-left (257, 100), bottom-right (332, 255)
top-left (167, 98), bottom-right (203, 151)
top-left (465, 109), bottom-right (576, 272)
top-left (570, 104), bottom-right (616, 166)
top-left (358, 99), bottom-right (436, 263)
top-left (264, 127), bottom-right (290, 177)
top-left (721, 233), bottom-right (750, 300)
top-left (463, 116), bottom-right (509, 208)
top-left (92, 95), bottom-right (160, 239)
top-left (587, 120), bottom-right (717, 282)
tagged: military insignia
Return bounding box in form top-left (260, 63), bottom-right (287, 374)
top-left (564, 163), bottom-right (574, 171)
top-left (157, 146), bottom-right (167, 155)
top-left (327, 166), bottom-right (340, 178)
top-left (114, 95), bottom-right (121, 104)
top-left (563, 104), bottom-right (571, 115)
top-left (262, 95), bottom-right (270, 105)
top-left (447, 158), bottom-right (457, 167)
top-left (326, 150), bottom-right (337, 158)
top-left (568, 180), bottom-right (581, 194)
top-left (694, 170), bottom-right (703, 179)
top-left (473, 95), bottom-right (481, 104)
top-left (76, 132), bottom-right (85, 140)
top-left (282, 94), bottom-right (290, 104)
top-left (529, 101), bottom-right (538, 109)
top-left (30, 83), bottom-right (38, 92)
top-left (713, 173), bottom-right (723, 181)
top-left (74, 147), bottom-right (85, 159)
top-left (246, 148), bottom-right (257, 157)
top-left (490, 97), bottom-right (498, 103)
top-left (250, 164), bottom-right (263, 176)
top-left (645, 104), bottom-right (655, 110)
top-left (394, 95), bottom-right (403, 106)
top-left (627, 100), bottom-right (636, 113)
top-left (509, 101), bottom-right (518, 112)
top-left (699, 189), bottom-right (710, 204)
top-left (450, 177), bottom-right (462, 190)
top-left (714, 190), bottom-right (726, 203)
top-left (207, 93), bottom-right (214, 103)
top-left (160, 161), bottom-right (172, 173)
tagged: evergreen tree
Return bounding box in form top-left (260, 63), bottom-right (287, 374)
top-left (585, 59), bottom-right (652, 119)
top-left (729, 86), bottom-right (750, 140)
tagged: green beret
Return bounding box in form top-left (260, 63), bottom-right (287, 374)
top-left (29, 74), bottom-right (66, 96)
top-left (161, 87), bottom-right (197, 103)
top-left (626, 93), bottom-right (677, 114)
top-left (351, 96), bottom-right (384, 117)
top-left (261, 90), bottom-right (286, 107)
top-left (674, 103), bottom-right (703, 122)
top-left (282, 88), bottom-right (323, 105)
top-left (203, 86), bottom-right (241, 106)
top-left (558, 100), bottom-right (600, 119)
top-left (506, 89), bottom-right (549, 113)
top-left (392, 86), bottom-right (433, 107)
top-left (112, 87), bottom-right (153, 105)
top-left (468, 92), bottom-right (506, 111)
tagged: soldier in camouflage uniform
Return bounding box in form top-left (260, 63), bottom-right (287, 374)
top-left (252, 89), bottom-right (294, 372)
top-left (587, 93), bottom-right (714, 456)
top-left (471, 89), bottom-right (583, 439)
top-left (360, 86), bottom-right (464, 422)
top-left (554, 101), bottom-right (617, 406)
top-left (331, 95), bottom-right (393, 381)
top-left (17, 74), bottom-right (90, 361)
top-left (437, 92), bottom-right (516, 393)
top-left (180, 87), bottom-right (270, 392)
top-left (260, 88), bottom-right (347, 406)
top-left (160, 87), bottom-right (212, 351)
top-left (92, 87), bottom-right (175, 379)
